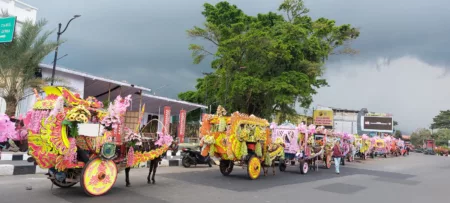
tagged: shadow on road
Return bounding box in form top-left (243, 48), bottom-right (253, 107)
top-left (160, 165), bottom-right (416, 192)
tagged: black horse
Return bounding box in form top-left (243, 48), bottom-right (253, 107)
top-left (125, 139), bottom-right (178, 187)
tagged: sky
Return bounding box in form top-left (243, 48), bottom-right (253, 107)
top-left (21, 0), bottom-right (450, 133)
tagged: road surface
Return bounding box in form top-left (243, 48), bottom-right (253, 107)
top-left (0, 153), bottom-right (448, 203)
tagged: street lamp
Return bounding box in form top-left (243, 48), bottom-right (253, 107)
top-left (50, 15), bottom-right (81, 86)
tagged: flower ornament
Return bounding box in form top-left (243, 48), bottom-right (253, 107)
top-left (308, 124), bottom-right (316, 134)
top-left (155, 132), bottom-right (174, 146)
top-left (297, 123), bottom-right (307, 134)
top-left (270, 122), bottom-right (277, 130)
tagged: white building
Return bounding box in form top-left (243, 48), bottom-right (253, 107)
top-left (0, 0), bottom-right (37, 114)
top-left (0, 0), bottom-right (37, 33)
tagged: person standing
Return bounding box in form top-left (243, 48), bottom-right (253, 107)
top-left (332, 140), bottom-right (343, 174)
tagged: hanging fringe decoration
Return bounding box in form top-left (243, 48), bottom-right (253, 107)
top-left (264, 152), bottom-right (271, 166)
top-left (255, 142), bottom-right (262, 157)
top-left (209, 144), bottom-right (215, 156)
top-left (218, 117), bottom-right (226, 132)
top-left (240, 141), bottom-right (248, 158)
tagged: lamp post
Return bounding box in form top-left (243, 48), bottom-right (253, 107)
top-left (50, 15), bottom-right (81, 86)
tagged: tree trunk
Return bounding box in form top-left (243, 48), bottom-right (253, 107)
top-left (5, 97), bottom-right (17, 117)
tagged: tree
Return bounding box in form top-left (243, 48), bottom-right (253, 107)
top-left (410, 128), bottom-right (432, 147)
top-left (394, 130), bottom-right (402, 139)
top-left (393, 120), bottom-right (398, 126)
top-left (178, 0), bottom-right (359, 119)
top-left (433, 129), bottom-right (450, 147)
top-left (0, 14), bottom-right (62, 116)
top-left (430, 110), bottom-right (450, 130)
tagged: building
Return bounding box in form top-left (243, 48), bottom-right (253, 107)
top-left (0, 0), bottom-right (37, 113)
top-left (14, 64), bottom-right (207, 140)
top-left (332, 107), bottom-right (359, 134)
top-left (0, 0), bottom-right (37, 33)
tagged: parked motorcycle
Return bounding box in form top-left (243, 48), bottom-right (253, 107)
top-left (181, 148), bottom-right (212, 168)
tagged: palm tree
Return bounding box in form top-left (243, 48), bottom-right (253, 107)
top-left (0, 12), bottom-right (68, 116)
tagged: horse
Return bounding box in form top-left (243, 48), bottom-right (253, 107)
top-left (125, 139), bottom-right (178, 187)
top-left (262, 142), bottom-right (284, 176)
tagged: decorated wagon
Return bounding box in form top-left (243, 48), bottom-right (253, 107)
top-left (271, 122), bottom-right (324, 174)
top-left (371, 136), bottom-right (387, 158)
top-left (358, 134), bottom-right (371, 160)
top-left (199, 106), bottom-right (280, 180)
top-left (26, 87), bottom-right (173, 196)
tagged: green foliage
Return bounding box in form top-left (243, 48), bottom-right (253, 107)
top-left (430, 110), bottom-right (450, 129)
top-left (0, 13), bottom-right (64, 116)
top-left (410, 128), bottom-right (432, 147)
top-left (62, 120), bottom-right (79, 137)
top-left (393, 120), bottom-right (398, 126)
top-left (394, 130), bottom-right (402, 139)
top-left (178, 0), bottom-right (360, 119)
top-left (432, 129), bottom-right (450, 147)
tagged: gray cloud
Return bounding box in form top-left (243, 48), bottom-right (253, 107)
top-left (22, 0), bottom-right (450, 132)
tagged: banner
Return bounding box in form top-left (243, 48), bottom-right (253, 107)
top-left (162, 106), bottom-right (171, 135)
top-left (178, 110), bottom-right (186, 143)
top-left (313, 110), bottom-right (334, 127)
top-left (361, 116), bottom-right (393, 133)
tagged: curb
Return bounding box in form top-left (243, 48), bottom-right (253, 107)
top-left (0, 152), bottom-right (31, 161)
top-left (0, 151), bottom-right (183, 176)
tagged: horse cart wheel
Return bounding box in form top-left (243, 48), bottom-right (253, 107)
top-left (81, 158), bottom-right (118, 197)
top-left (299, 161), bottom-right (309, 174)
top-left (219, 160), bottom-right (234, 176)
top-left (279, 160), bottom-right (286, 172)
top-left (247, 155), bottom-right (261, 180)
top-left (50, 169), bottom-right (78, 188)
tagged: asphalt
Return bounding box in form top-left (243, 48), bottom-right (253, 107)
top-left (0, 153), bottom-right (448, 203)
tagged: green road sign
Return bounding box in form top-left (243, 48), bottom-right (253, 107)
top-left (0, 17), bottom-right (16, 43)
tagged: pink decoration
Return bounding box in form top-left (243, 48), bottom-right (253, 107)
top-left (155, 132), bottom-right (174, 146)
top-left (63, 138), bottom-right (77, 163)
top-left (47, 96), bottom-right (64, 124)
top-left (127, 147), bottom-right (135, 167)
top-left (362, 134), bottom-right (369, 140)
top-left (0, 114), bottom-right (15, 142)
top-left (307, 124), bottom-right (316, 134)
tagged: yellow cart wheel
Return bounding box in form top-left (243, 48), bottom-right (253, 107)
top-left (247, 155), bottom-right (261, 180)
top-left (81, 158), bottom-right (118, 196)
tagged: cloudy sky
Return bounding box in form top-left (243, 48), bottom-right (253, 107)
top-left (23, 0), bottom-right (450, 133)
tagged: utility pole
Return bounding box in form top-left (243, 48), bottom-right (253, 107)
top-left (51, 15), bottom-right (81, 86)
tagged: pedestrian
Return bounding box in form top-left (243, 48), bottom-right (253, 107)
top-left (332, 140), bottom-right (343, 174)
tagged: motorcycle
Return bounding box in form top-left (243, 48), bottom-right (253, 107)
top-left (181, 148), bottom-right (212, 168)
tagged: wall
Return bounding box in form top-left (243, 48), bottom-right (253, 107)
top-left (333, 111), bottom-right (358, 134)
top-left (42, 68), bottom-right (85, 98)
top-left (11, 69), bottom-right (85, 117)
top-left (0, 0), bottom-right (37, 115)
top-left (0, 0), bottom-right (37, 34)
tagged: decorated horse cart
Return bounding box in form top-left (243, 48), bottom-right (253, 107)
top-left (27, 87), bottom-right (172, 196)
top-left (371, 136), bottom-right (387, 158)
top-left (199, 106), bottom-right (281, 180)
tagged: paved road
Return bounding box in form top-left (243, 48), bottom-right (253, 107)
top-left (0, 153), bottom-right (448, 203)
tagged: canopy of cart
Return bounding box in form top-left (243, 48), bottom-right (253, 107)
top-left (39, 64), bottom-right (207, 115)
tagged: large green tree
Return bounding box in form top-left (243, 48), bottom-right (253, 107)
top-left (178, 0), bottom-right (359, 119)
top-left (0, 14), bottom-right (63, 116)
top-left (433, 128), bottom-right (450, 147)
top-left (430, 110), bottom-right (450, 130)
top-left (410, 128), bottom-right (432, 147)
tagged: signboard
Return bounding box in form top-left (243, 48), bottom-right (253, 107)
top-left (361, 116), bottom-right (393, 133)
top-left (162, 106), bottom-right (171, 135)
top-left (365, 112), bottom-right (393, 117)
top-left (0, 17), bottom-right (16, 43)
top-left (313, 110), bottom-right (334, 127)
top-left (178, 109), bottom-right (186, 143)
